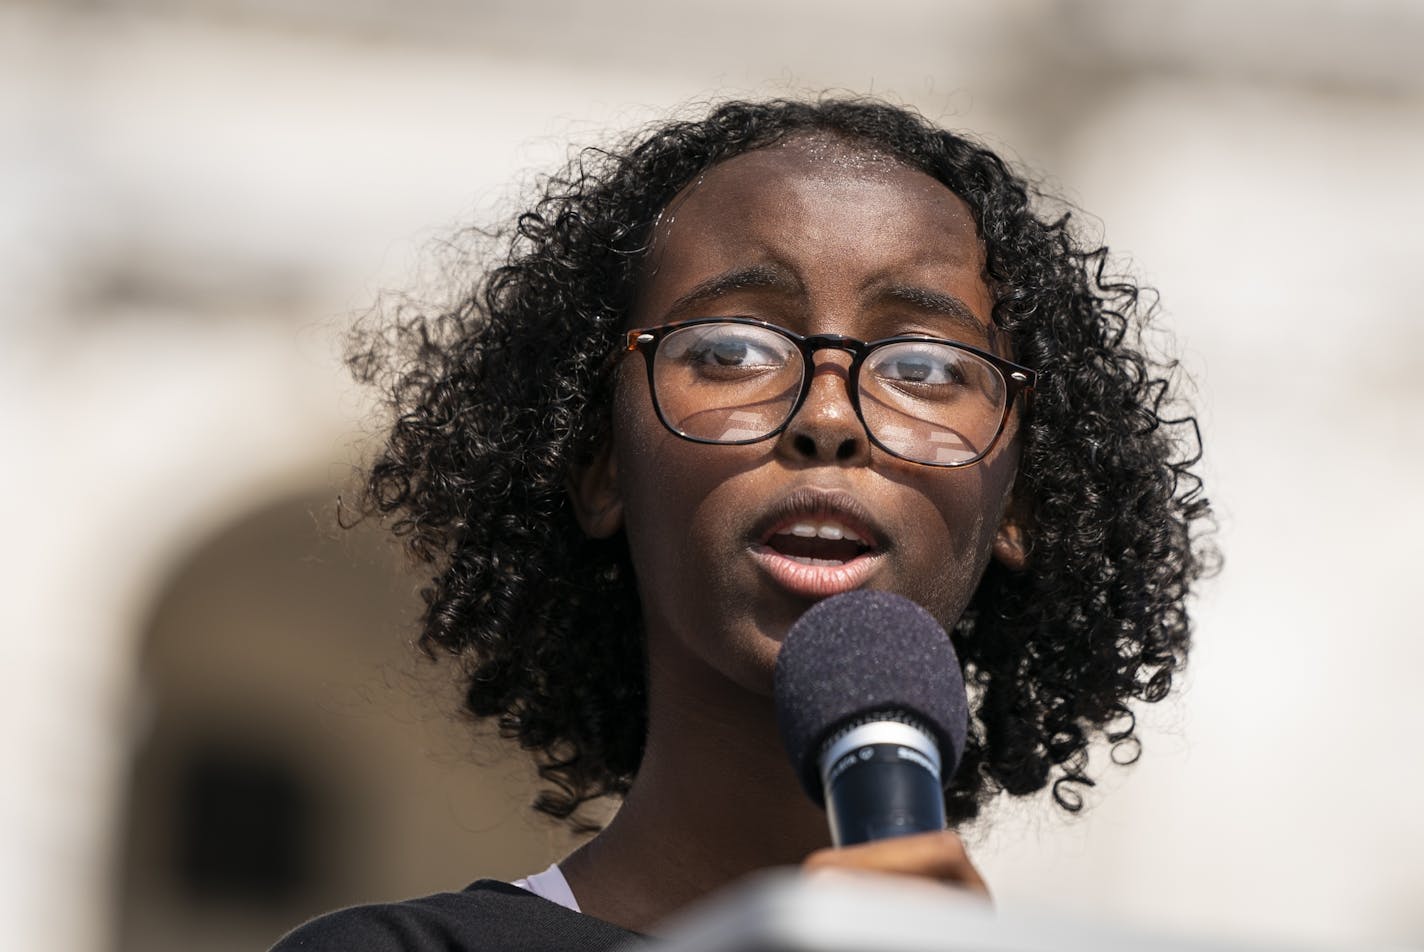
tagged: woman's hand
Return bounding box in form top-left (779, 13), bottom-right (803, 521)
top-left (801, 830), bottom-right (991, 901)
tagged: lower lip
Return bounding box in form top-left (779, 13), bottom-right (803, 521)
top-left (749, 544), bottom-right (882, 600)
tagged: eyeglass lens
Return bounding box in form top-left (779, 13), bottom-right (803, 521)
top-left (650, 322), bottom-right (1008, 466)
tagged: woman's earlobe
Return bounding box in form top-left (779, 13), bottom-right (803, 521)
top-left (991, 515), bottom-right (1028, 571)
top-left (567, 442), bottom-right (624, 539)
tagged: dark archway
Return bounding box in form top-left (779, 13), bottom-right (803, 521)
top-left (114, 492), bottom-right (587, 952)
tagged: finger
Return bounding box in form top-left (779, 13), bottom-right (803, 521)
top-left (802, 830), bottom-right (991, 899)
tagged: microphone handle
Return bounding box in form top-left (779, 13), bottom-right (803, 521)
top-left (818, 717), bottom-right (946, 847)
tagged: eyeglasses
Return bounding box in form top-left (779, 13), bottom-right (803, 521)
top-left (621, 317), bottom-right (1036, 467)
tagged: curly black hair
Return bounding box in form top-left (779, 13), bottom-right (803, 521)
top-left (346, 97), bottom-right (1215, 829)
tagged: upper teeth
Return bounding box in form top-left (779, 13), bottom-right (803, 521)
top-left (785, 521), bottom-right (863, 543)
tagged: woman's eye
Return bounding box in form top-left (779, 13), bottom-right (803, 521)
top-left (710, 338), bottom-right (750, 365)
top-left (880, 354), bottom-right (964, 385)
top-left (890, 357), bottom-right (936, 382)
top-left (684, 330), bottom-right (782, 369)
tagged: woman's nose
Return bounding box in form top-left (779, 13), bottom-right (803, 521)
top-left (775, 352), bottom-right (872, 466)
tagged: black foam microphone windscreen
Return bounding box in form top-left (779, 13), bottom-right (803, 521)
top-left (774, 590), bottom-right (969, 808)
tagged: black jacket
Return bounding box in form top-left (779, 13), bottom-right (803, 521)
top-left (271, 880), bottom-right (640, 952)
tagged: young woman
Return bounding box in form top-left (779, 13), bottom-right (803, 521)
top-left (274, 97), bottom-right (1213, 950)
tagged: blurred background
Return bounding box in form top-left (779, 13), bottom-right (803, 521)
top-left (4, 0), bottom-right (1422, 949)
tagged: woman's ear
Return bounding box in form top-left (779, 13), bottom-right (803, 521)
top-left (566, 441), bottom-right (624, 539)
top-left (991, 489), bottom-right (1029, 571)
top-left (992, 516), bottom-right (1028, 571)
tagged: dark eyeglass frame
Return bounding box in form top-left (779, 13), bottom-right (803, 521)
top-left (620, 316), bottom-right (1038, 468)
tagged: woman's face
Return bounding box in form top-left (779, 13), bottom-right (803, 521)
top-left (576, 136), bottom-right (1026, 697)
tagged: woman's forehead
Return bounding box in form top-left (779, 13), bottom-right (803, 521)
top-left (634, 136), bottom-right (990, 328)
top-left (650, 137), bottom-right (981, 256)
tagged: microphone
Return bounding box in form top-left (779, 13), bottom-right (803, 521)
top-left (773, 591), bottom-right (969, 847)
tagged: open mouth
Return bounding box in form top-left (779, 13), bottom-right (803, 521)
top-left (750, 494), bottom-right (886, 600)
top-left (763, 521), bottom-right (873, 566)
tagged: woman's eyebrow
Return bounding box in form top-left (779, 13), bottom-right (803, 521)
top-left (664, 264), bottom-right (799, 319)
top-left (875, 284), bottom-right (989, 338)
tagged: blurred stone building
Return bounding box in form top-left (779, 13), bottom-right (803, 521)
top-left (3, 1), bottom-right (1422, 950)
